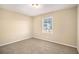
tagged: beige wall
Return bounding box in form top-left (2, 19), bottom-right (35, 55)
top-left (0, 8), bottom-right (32, 46)
top-left (77, 5), bottom-right (79, 52)
top-left (33, 7), bottom-right (77, 48)
top-left (0, 7), bottom-right (77, 48)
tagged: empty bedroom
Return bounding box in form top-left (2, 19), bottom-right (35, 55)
top-left (0, 4), bottom-right (79, 54)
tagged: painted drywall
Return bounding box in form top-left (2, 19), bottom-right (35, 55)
top-left (0, 8), bottom-right (32, 46)
top-left (33, 7), bottom-right (77, 48)
top-left (77, 5), bottom-right (79, 52)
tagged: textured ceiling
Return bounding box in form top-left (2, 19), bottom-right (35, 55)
top-left (0, 4), bottom-right (77, 16)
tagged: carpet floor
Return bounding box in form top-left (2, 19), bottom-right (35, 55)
top-left (0, 38), bottom-right (78, 54)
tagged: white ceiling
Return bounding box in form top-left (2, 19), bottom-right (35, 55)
top-left (0, 4), bottom-right (77, 16)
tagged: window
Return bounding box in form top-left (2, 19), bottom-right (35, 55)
top-left (42, 16), bottom-right (53, 33)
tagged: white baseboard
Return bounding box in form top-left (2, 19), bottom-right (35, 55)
top-left (0, 35), bottom-right (32, 47)
top-left (33, 36), bottom-right (77, 48)
top-left (0, 34), bottom-right (77, 48)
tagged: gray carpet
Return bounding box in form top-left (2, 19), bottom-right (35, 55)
top-left (0, 38), bottom-right (78, 54)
